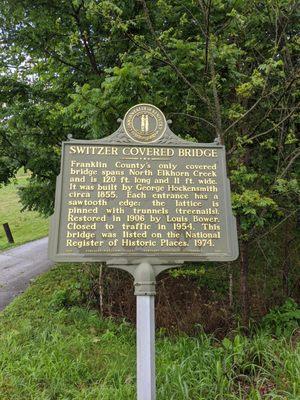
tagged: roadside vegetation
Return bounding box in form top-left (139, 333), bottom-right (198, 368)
top-left (0, 170), bottom-right (48, 251)
top-left (0, 263), bottom-right (299, 400)
top-left (0, 0), bottom-right (299, 327)
top-left (0, 1), bottom-right (299, 398)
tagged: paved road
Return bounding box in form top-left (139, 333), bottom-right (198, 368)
top-left (0, 237), bottom-right (53, 311)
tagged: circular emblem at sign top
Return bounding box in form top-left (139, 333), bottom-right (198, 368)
top-left (123, 104), bottom-right (167, 143)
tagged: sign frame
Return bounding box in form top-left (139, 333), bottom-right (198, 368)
top-left (49, 127), bottom-right (238, 265)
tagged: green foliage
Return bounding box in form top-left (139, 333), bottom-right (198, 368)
top-left (170, 264), bottom-right (231, 295)
top-left (170, 265), bottom-right (206, 278)
top-left (0, 170), bottom-right (48, 250)
top-left (0, 0), bottom-right (299, 327)
top-left (232, 190), bottom-right (278, 232)
top-left (1, 0), bottom-right (298, 224)
top-left (262, 299), bottom-right (300, 337)
top-left (64, 62), bottom-right (152, 137)
top-left (0, 264), bottom-right (299, 399)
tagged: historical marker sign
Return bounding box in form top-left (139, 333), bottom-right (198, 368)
top-left (49, 104), bottom-right (238, 400)
top-left (49, 104), bottom-right (238, 264)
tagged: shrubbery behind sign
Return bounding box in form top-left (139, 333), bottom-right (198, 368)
top-left (49, 104), bottom-right (238, 400)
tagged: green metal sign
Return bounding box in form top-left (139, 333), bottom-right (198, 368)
top-left (49, 104), bottom-right (238, 265)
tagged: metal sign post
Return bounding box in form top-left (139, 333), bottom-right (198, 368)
top-left (134, 262), bottom-right (156, 400)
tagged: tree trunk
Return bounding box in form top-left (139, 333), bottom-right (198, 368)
top-left (240, 240), bottom-right (250, 330)
top-left (282, 220), bottom-right (295, 297)
top-left (282, 222), bottom-right (289, 296)
top-left (229, 272), bottom-right (233, 308)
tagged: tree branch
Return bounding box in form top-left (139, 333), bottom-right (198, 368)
top-left (251, 75), bottom-right (299, 135)
top-left (250, 105), bottom-right (299, 141)
top-left (224, 94), bottom-right (267, 135)
top-left (197, 0), bottom-right (211, 73)
top-left (279, 150), bottom-right (300, 178)
top-left (124, 31), bottom-right (177, 68)
top-left (70, 2), bottom-right (101, 76)
top-left (209, 47), bottom-right (223, 143)
top-left (139, 0), bottom-right (210, 107)
top-left (182, 5), bottom-right (206, 37)
top-left (252, 209), bottom-right (299, 242)
top-left (168, 112), bottom-right (215, 128)
top-left (227, 104), bottom-right (298, 156)
top-left (44, 48), bottom-right (87, 73)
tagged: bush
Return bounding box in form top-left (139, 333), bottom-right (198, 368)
top-left (261, 298), bottom-right (300, 337)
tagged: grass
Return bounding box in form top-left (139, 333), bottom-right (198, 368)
top-left (0, 170), bottom-right (49, 251)
top-left (0, 263), bottom-right (299, 399)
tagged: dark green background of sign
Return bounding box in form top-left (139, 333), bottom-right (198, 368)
top-left (49, 139), bottom-right (238, 265)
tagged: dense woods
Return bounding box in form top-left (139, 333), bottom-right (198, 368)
top-left (0, 0), bottom-right (299, 330)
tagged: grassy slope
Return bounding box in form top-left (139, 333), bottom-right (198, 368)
top-left (0, 264), bottom-right (299, 400)
top-left (0, 170), bottom-right (48, 251)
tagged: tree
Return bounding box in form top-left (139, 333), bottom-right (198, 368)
top-left (1, 0), bottom-right (299, 325)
